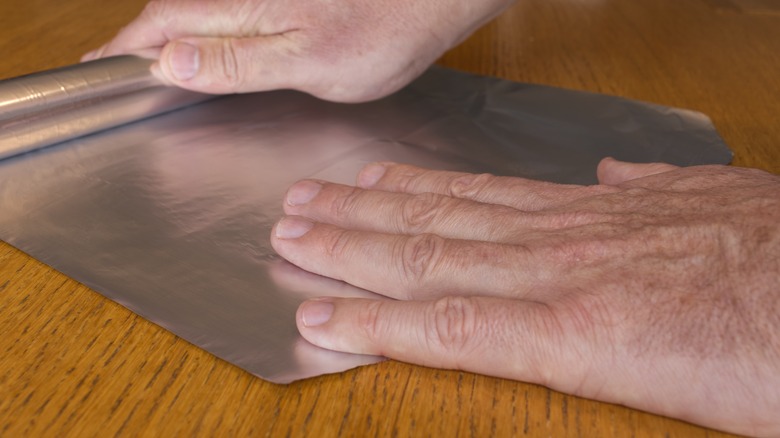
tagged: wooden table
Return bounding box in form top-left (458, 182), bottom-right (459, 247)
top-left (1, 0), bottom-right (777, 436)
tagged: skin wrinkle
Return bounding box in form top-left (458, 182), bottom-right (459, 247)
top-left (356, 299), bottom-right (390, 354)
top-left (398, 233), bottom-right (445, 295)
top-left (397, 166), bottom-right (430, 195)
top-left (329, 185), bottom-right (365, 223)
top-left (427, 296), bottom-right (482, 368)
top-left (449, 173), bottom-right (493, 199)
top-left (219, 38), bottom-right (241, 89)
top-left (320, 227), bottom-right (359, 283)
top-left (398, 192), bottom-right (449, 234)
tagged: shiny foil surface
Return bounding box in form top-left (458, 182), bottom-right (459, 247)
top-left (0, 57), bottom-right (732, 383)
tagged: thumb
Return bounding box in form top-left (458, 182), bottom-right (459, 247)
top-left (154, 36), bottom-right (306, 94)
top-left (297, 296), bottom-right (589, 391)
top-left (597, 157), bottom-right (679, 186)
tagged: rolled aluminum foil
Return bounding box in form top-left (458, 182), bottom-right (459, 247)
top-left (0, 56), bottom-right (211, 159)
top-left (0, 56), bottom-right (732, 383)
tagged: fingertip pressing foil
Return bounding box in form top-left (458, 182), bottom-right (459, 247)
top-left (0, 56), bottom-right (211, 159)
top-left (0, 58), bottom-right (732, 383)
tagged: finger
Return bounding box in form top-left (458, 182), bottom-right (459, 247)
top-left (283, 180), bottom-right (618, 241)
top-left (296, 296), bottom-right (595, 395)
top-left (152, 35), bottom-right (308, 94)
top-left (356, 162), bottom-right (618, 212)
top-left (597, 157), bottom-right (679, 186)
top-left (298, 296), bottom-right (766, 435)
top-left (271, 217), bottom-right (566, 301)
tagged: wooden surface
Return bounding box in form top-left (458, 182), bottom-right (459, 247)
top-left (1, 0), bottom-right (777, 436)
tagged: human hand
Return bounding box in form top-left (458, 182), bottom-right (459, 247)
top-left (270, 159), bottom-right (780, 436)
top-left (81, 0), bottom-right (512, 101)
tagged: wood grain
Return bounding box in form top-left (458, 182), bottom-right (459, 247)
top-left (2, 0), bottom-right (777, 436)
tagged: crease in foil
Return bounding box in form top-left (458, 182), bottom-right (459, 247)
top-left (0, 56), bottom-right (732, 383)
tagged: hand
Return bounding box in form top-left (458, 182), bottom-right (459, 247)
top-left (270, 159), bottom-right (780, 436)
top-left (82, 0), bottom-right (512, 101)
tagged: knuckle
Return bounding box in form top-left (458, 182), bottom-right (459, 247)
top-left (219, 38), bottom-right (244, 90)
top-left (397, 233), bottom-right (444, 289)
top-left (450, 173), bottom-right (494, 198)
top-left (427, 296), bottom-right (480, 356)
top-left (356, 300), bottom-right (386, 343)
top-left (323, 228), bottom-right (354, 262)
top-left (331, 186), bottom-right (363, 219)
top-left (399, 193), bottom-right (445, 233)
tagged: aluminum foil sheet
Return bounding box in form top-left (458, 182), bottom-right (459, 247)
top-left (0, 56), bottom-right (732, 383)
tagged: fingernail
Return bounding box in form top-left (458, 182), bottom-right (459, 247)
top-left (169, 42), bottom-right (199, 81)
top-left (275, 217), bottom-right (314, 239)
top-left (82, 50), bottom-right (96, 62)
top-left (286, 180), bottom-right (322, 206)
top-left (300, 299), bottom-right (334, 327)
top-left (358, 163), bottom-right (386, 188)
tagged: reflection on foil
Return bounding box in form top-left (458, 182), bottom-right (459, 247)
top-left (0, 59), bottom-right (732, 383)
